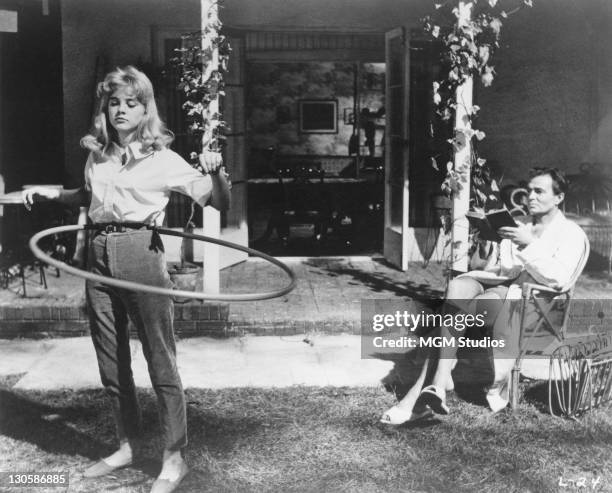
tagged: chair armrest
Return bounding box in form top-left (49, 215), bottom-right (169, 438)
top-left (521, 282), bottom-right (569, 298)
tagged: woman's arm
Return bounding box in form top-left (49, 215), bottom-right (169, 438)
top-left (166, 149), bottom-right (231, 211)
top-left (22, 186), bottom-right (90, 210)
top-left (59, 187), bottom-right (90, 206)
top-left (209, 172), bottom-right (231, 211)
top-left (200, 151), bottom-right (231, 211)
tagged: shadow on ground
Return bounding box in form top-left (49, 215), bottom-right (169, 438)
top-left (305, 258), bottom-right (445, 301)
top-left (0, 382), bottom-right (164, 484)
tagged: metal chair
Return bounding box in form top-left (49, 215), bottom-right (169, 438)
top-left (509, 234), bottom-right (591, 415)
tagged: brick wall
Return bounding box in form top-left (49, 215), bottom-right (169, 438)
top-left (568, 299), bottom-right (612, 333)
top-left (0, 302), bottom-right (230, 338)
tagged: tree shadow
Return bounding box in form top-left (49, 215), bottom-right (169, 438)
top-left (0, 386), bottom-right (164, 480)
top-left (522, 378), bottom-right (605, 417)
top-left (452, 356), bottom-right (494, 407)
top-left (304, 257), bottom-right (445, 302)
top-left (0, 381), bottom-right (290, 490)
top-left (184, 389), bottom-right (281, 457)
top-left (379, 346), bottom-right (568, 415)
top-left (523, 380), bottom-right (551, 414)
top-left (0, 387), bottom-right (109, 459)
top-left (377, 344), bottom-right (501, 410)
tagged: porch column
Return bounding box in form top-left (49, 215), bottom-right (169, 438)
top-left (201, 0), bottom-right (220, 294)
top-left (451, 0), bottom-right (473, 273)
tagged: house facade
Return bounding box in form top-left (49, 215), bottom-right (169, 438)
top-left (1, 0), bottom-right (611, 268)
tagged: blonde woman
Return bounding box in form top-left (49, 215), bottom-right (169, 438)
top-left (23, 66), bottom-right (230, 493)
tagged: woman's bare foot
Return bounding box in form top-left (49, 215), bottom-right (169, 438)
top-left (102, 441), bottom-right (133, 467)
top-left (82, 440), bottom-right (133, 478)
top-left (157, 450), bottom-right (186, 481)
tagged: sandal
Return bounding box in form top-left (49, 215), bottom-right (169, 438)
top-left (380, 406), bottom-right (433, 425)
top-left (486, 381), bottom-right (509, 413)
top-left (418, 385), bottom-right (450, 415)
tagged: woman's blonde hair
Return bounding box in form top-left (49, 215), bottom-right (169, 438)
top-left (80, 65), bottom-right (173, 158)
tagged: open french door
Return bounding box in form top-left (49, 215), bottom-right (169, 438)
top-left (383, 27), bottom-right (410, 270)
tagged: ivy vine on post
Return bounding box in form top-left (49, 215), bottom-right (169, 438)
top-left (423, 0), bottom-right (533, 209)
top-left (170, 1), bottom-right (231, 266)
top-left (174, 3), bottom-right (231, 159)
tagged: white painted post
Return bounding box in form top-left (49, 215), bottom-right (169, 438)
top-left (201, 0), bottom-right (221, 294)
top-left (451, 1), bottom-right (473, 273)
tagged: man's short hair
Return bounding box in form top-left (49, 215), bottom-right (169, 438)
top-left (529, 167), bottom-right (568, 195)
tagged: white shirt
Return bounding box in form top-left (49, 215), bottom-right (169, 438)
top-left (513, 210), bottom-right (588, 291)
top-left (84, 142), bottom-right (212, 226)
top-left (464, 209), bottom-right (589, 292)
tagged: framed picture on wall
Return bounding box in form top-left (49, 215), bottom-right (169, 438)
top-left (343, 108), bottom-right (355, 125)
top-left (298, 99), bottom-right (338, 134)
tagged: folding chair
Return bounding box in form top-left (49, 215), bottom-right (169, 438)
top-left (509, 235), bottom-right (592, 416)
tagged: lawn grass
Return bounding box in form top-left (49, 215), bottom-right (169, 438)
top-left (1, 376), bottom-right (611, 492)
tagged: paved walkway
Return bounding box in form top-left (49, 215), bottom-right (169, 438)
top-left (0, 332), bottom-right (570, 391)
top-left (0, 334), bottom-right (394, 390)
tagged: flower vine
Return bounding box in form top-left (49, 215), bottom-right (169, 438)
top-left (172, 1), bottom-right (231, 169)
top-left (423, 0), bottom-right (533, 208)
top-left (169, 2), bottom-right (231, 256)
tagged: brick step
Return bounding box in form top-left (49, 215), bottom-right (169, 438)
top-left (1, 298), bottom-right (611, 339)
top-left (0, 301), bottom-right (229, 338)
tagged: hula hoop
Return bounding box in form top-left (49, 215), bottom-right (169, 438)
top-left (29, 225), bottom-right (296, 302)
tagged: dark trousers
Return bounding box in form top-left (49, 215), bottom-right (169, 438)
top-left (86, 229), bottom-right (187, 451)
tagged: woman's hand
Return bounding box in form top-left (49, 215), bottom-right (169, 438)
top-left (200, 150), bottom-right (231, 211)
top-left (199, 150), bottom-right (224, 175)
top-left (22, 186), bottom-right (61, 211)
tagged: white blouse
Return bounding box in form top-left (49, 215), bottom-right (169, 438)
top-left (85, 142), bottom-right (212, 226)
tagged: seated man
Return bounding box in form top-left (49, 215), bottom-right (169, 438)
top-left (381, 167), bottom-right (589, 424)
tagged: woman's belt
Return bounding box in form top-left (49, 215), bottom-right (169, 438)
top-left (86, 222), bottom-right (153, 234)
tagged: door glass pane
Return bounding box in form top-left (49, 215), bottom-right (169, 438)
top-left (387, 36), bottom-right (404, 231)
top-left (389, 135), bottom-right (404, 229)
top-left (407, 39), bottom-right (450, 227)
top-left (388, 36), bottom-right (403, 87)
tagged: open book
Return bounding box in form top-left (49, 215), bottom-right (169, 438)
top-left (465, 208), bottom-right (518, 242)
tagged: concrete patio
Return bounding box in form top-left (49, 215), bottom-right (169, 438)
top-left (0, 256), bottom-right (611, 338)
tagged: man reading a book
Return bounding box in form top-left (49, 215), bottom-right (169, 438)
top-left (380, 167), bottom-right (589, 425)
